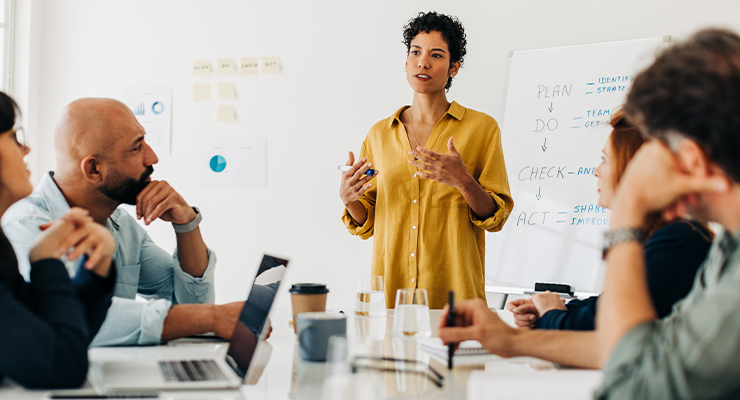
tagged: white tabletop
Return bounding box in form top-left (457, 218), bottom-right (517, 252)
top-left (0, 307), bottom-right (585, 400)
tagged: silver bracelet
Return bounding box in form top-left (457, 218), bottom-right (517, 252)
top-left (602, 227), bottom-right (646, 259)
top-left (172, 207), bottom-right (202, 233)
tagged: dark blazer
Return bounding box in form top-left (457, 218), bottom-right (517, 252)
top-left (537, 220), bottom-right (712, 331)
top-left (0, 258), bottom-right (115, 388)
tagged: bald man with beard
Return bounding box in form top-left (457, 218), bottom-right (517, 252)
top-left (2, 98), bottom-right (242, 346)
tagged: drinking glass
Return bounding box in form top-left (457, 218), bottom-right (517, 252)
top-left (325, 334), bottom-right (350, 376)
top-left (355, 276), bottom-right (386, 317)
top-left (392, 288), bottom-right (431, 338)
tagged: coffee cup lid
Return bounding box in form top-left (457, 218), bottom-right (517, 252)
top-left (289, 283), bottom-right (329, 294)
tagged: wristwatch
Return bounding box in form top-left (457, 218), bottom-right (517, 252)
top-left (172, 207), bottom-right (202, 233)
top-left (602, 227), bottom-right (646, 259)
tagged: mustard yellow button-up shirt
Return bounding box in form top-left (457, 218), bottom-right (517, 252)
top-left (343, 101), bottom-right (513, 309)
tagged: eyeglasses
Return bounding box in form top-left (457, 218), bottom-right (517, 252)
top-left (2, 126), bottom-right (27, 150)
top-left (350, 355), bottom-right (444, 388)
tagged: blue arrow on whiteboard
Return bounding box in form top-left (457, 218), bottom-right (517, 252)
top-left (536, 187), bottom-right (542, 201)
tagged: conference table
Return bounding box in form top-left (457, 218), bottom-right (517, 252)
top-left (0, 307), bottom-right (602, 400)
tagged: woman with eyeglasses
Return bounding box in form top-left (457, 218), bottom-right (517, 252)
top-left (0, 92), bottom-right (117, 388)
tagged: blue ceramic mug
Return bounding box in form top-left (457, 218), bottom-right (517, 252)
top-left (296, 312), bottom-right (346, 361)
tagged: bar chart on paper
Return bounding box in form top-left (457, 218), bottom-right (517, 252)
top-left (125, 86), bottom-right (172, 157)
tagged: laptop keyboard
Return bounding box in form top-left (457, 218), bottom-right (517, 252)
top-left (159, 359), bottom-right (227, 382)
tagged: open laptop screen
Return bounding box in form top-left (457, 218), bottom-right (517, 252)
top-left (225, 254), bottom-right (288, 378)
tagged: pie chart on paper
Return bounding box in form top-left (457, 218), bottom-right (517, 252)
top-left (209, 155), bottom-right (227, 173)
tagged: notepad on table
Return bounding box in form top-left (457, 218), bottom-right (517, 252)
top-left (417, 337), bottom-right (499, 366)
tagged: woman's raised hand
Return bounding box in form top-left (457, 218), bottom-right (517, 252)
top-left (339, 151), bottom-right (379, 205)
top-left (29, 207), bottom-right (115, 278)
top-left (407, 137), bottom-right (471, 189)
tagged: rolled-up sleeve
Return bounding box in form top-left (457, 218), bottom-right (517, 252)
top-left (135, 231), bottom-right (215, 305)
top-left (342, 197), bottom-right (375, 239)
top-left (468, 122), bottom-right (513, 233)
top-left (89, 297), bottom-right (171, 347)
top-left (595, 273), bottom-right (740, 399)
top-left (172, 246), bottom-right (216, 304)
top-left (468, 192), bottom-right (511, 232)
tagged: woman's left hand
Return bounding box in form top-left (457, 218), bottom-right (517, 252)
top-left (408, 137), bottom-right (471, 189)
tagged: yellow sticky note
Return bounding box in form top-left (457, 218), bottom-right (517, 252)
top-left (217, 105), bottom-right (236, 122)
top-left (240, 57), bottom-right (259, 75)
top-left (193, 60), bottom-right (212, 76)
top-left (218, 58), bottom-right (236, 75)
top-left (217, 82), bottom-right (236, 100)
top-left (193, 83), bottom-right (211, 101)
top-left (262, 56), bottom-right (281, 74)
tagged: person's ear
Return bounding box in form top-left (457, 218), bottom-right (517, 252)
top-left (675, 140), bottom-right (709, 177)
top-left (676, 139), bottom-right (732, 188)
top-left (80, 156), bottom-right (106, 184)
top-left (449, 61), bottom-right (461, 78)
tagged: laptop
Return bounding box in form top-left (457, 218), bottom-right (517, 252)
top-left (93, 254), bottom-right (289, 391)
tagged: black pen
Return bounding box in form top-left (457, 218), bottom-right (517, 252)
top-left (447, 290), bottom-right (455, 370)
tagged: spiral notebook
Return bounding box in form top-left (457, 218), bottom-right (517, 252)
top-left (417, 338), bottom-right (500, 366)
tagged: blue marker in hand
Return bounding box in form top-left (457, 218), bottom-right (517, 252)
top-left (338, 165), bottom-right (375, 176)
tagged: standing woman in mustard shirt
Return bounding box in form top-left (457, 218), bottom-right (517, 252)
top-left (339, 12), bottom-right (513, 309)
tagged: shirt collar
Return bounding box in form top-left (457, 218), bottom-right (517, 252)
top-left (38, 171), bottom-right (121, 228)
top-left (37, 171), bottom-right (72, 219)
top-left (388, 101), bottom-right (465, 129)
top-left (720, 227), bottom-right (740, 256)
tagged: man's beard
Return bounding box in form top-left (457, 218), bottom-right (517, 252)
top-left (98, 166), bottom-right (154, 205)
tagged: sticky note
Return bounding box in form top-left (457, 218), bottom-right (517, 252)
top-left (217, 58), bottom-right (236, 75)
top-left (193, 60), bottom-right (212, 76)
top-left (240, 57), bottom-right (259, 75)
top-left (262, 56), bottom-right (281, 74)
top-left (193, 83), bottom-right (211, 101)
top-left (217, 82), bottom-right (236, 100)
top-left (217, 105), bottom-right (236, 122)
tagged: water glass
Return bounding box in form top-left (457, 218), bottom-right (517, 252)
top-left (325, 334), bottom-right (349, 376)
top-left (392, 288), bottom-right (431, 338)
top-left (355, 276), bottom-right (386, 317)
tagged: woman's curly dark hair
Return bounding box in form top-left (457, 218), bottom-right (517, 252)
top-left (402, 12), bottom-right (467, 91)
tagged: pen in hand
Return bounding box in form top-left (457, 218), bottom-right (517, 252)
top-left (338, 165), bottom-right (376, 176)
top-left (447, 290), bottom-right (455, 370)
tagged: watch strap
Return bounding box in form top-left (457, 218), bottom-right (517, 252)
top-left (172, 207), bottom-right (202, 233)
top-left (602, 227), bottom-right (646, 259)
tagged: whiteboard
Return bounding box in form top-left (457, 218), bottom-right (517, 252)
top-left (486, 37), bottom-right (669, 293)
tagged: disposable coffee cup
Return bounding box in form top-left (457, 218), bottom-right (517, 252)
top-left (289, 283), bottom-right (329, 333)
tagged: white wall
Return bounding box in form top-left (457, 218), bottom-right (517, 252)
top-left (13, 0), bottom-right (740, 309)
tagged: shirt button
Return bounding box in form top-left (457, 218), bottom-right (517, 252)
top-left (413, 199), bottom-right (417, 204)
top-left (412, 225), bottom-right (417, 230)
top-left (411, 279), bottom-right (415, 283)
top-left (413, 173), bottom-right (417, 178)
top-left (411, 253), bottom-right (415, 257)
